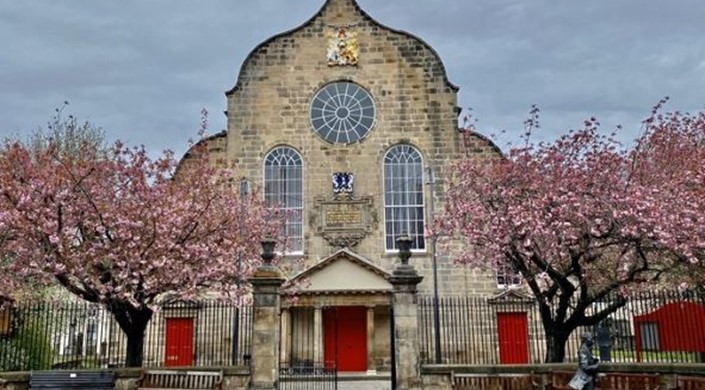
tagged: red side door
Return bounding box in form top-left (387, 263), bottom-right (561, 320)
top-left (165, 317), bottom-right (194, 367)
top-left (497, 312), bottom-right (529, 364)
top-left (324, 306), bottom-right (367, 372)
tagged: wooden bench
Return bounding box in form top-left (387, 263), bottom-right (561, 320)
top-left (29, 370), bottom-right (115, 389)
top-left (452, 372), bottom-right (537, 390)
top-left (598, 372), bottom-right (661, 390)
top-left (547, 370), bottom-right (578, 390)
top-left (677, 375), bottom-right (705, 390)
top-left (549, 370), bottom-right (662, 390)
top-left (136, 370), bottom-right (223, 390)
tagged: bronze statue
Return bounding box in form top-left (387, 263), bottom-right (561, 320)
top-left (569, 332), bottom-right (600, 390)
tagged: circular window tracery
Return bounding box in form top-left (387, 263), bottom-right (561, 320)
top-left (309, 82), bottom-right (376, 144)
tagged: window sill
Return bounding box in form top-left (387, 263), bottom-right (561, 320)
top-left (381, 250), bottom-right (429, 258)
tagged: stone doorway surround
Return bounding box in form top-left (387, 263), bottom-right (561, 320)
top-left (282, 248), bottom-right (393, 374)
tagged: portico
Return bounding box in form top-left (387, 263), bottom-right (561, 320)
top-left (280, 249), bottom-right (393, 373)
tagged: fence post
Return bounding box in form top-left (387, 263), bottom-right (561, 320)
top-left (388, 235), bottom-right (424, 390)
top-left (248, 238), bottom-right (285, 390)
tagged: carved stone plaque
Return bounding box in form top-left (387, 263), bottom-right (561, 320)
top-left (313, 196), bottom-right (376, 248)
top-left (326, 26), bottom-right (359, 66)
top-left (324, 203), bottom-right (363, 227)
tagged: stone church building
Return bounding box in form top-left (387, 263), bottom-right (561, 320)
top-left (181, 0), bottom-right (504, 373)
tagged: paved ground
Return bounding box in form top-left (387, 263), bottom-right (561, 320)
top-left (280, 379), bottom-right (391, 390)
top-left (337, 380), bottom-right (391, 390)
top-left (280, 372), bottom-right (392, 390)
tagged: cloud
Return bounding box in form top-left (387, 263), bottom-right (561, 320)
top-left (0, 0), bottom-right (703, 156)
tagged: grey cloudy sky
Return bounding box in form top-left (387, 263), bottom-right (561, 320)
top-left (1, 0), bottom-right (704, 158)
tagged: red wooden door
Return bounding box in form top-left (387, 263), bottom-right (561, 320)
top-left (165, 317), bottom-right (194, 367)
top-left (324, 306), bottom-right (367, 372)
top-left (497, 312), bottom-right (529, 364)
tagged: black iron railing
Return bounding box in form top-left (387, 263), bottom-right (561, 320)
top-left (0, 300), bottom-right (252, 371)
top-left (280, 362), bottom-right (337, 390)
top-left (419, 289), bottom-right (705, 365)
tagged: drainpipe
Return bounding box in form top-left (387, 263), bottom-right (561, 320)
top-left (426, 167), bottom-right (442, 364)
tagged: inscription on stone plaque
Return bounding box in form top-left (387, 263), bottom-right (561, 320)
top-left (324, 203), bottom-right (363, 227)
top-left (313, 196), bottom-right (376, 248)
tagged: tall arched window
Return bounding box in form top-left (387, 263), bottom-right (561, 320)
top-left (383, 145), bottom-right (425, 251)
top-left (264, 146), bottom-right (303, 254)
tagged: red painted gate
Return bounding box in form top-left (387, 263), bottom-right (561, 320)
top-left (324, 306), bottom-right (367, 372)
top-left (497, 312), bottom-right (529, 364)
top-left (634, 301), bottom-right (705, 362)
top-left (164, 317), bottom-right (194, 367)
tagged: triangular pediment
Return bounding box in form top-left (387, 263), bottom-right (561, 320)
top-left (288, 249), bottom-right (392, 294)
top-left (488, 288), bottom-right (535, 305)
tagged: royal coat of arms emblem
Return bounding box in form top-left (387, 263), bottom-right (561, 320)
top-left (327, 27), bottom-right (359, 66)
top-left (332, 172), bottom-right (354, 194)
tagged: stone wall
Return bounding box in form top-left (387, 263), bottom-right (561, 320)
top-left (213, 0), bottom-right (504, 297)
top-left (4, 364), bottom-right (705, 390)
top-left (0, 368), bottom-right (249, 390)
top-left (423, 363), bottom-right (705, 390)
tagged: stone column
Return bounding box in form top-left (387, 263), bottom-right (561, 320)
top-left (313, 306), bottom-right (323, 366)
top-left (249, 238), bottom-right (286, 390)
top-left (366, 305), bottom-right (376, 375)
top-left (388, 235), bottom-right (424, 390)
top-left (280, 308), bottom-right (291, 365)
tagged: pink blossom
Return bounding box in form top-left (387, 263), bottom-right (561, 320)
top-left (439, 102), bottom-right (705, 362)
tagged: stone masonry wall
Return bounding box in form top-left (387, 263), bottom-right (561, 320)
top-left (218, 0), bottom-right (503, 296)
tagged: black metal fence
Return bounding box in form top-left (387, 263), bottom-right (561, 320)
top-left (280, 363), bottom-right (337, 390)
top-left (419, 289), bottom-right (705, 365)
top-left (0, 300), bottom-right (252, 371)
top-left (279, 306), bottom-right (337, 390)
top-left (4, 290), bottom-right (703, 372)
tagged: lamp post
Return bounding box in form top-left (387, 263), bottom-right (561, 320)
top-left (232, 177), bottom-right (249, 365)
top-left (426, 166), bottom-right (442, 364)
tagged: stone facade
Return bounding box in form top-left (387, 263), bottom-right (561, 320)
top-left (178, 0), bottom-right (504, 376)
top-left (186, 0), bottom-right (502, 296)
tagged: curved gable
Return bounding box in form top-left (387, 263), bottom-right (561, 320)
top-left (351, 0), bottom-right (459, 92)
top-left (225, 0), bottom-right (458, 96)
top-left (175, 130), bottom-right (228, 178)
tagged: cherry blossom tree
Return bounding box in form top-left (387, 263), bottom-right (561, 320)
top-left (27, 101), bottom-right (106, 158)
top-left (441, 100), bottom-right (705, 362)
top-left (0, 103), bottom-right (108, 305)
top-left (0, 117), bottom-right (285, 366)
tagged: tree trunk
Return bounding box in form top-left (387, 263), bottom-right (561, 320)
top-left (110, 303), bottom-right (154, 367)
top-left (544, 325), bottom-right (572, 363)
top-left (125, 327), bottom-right (146, 367)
